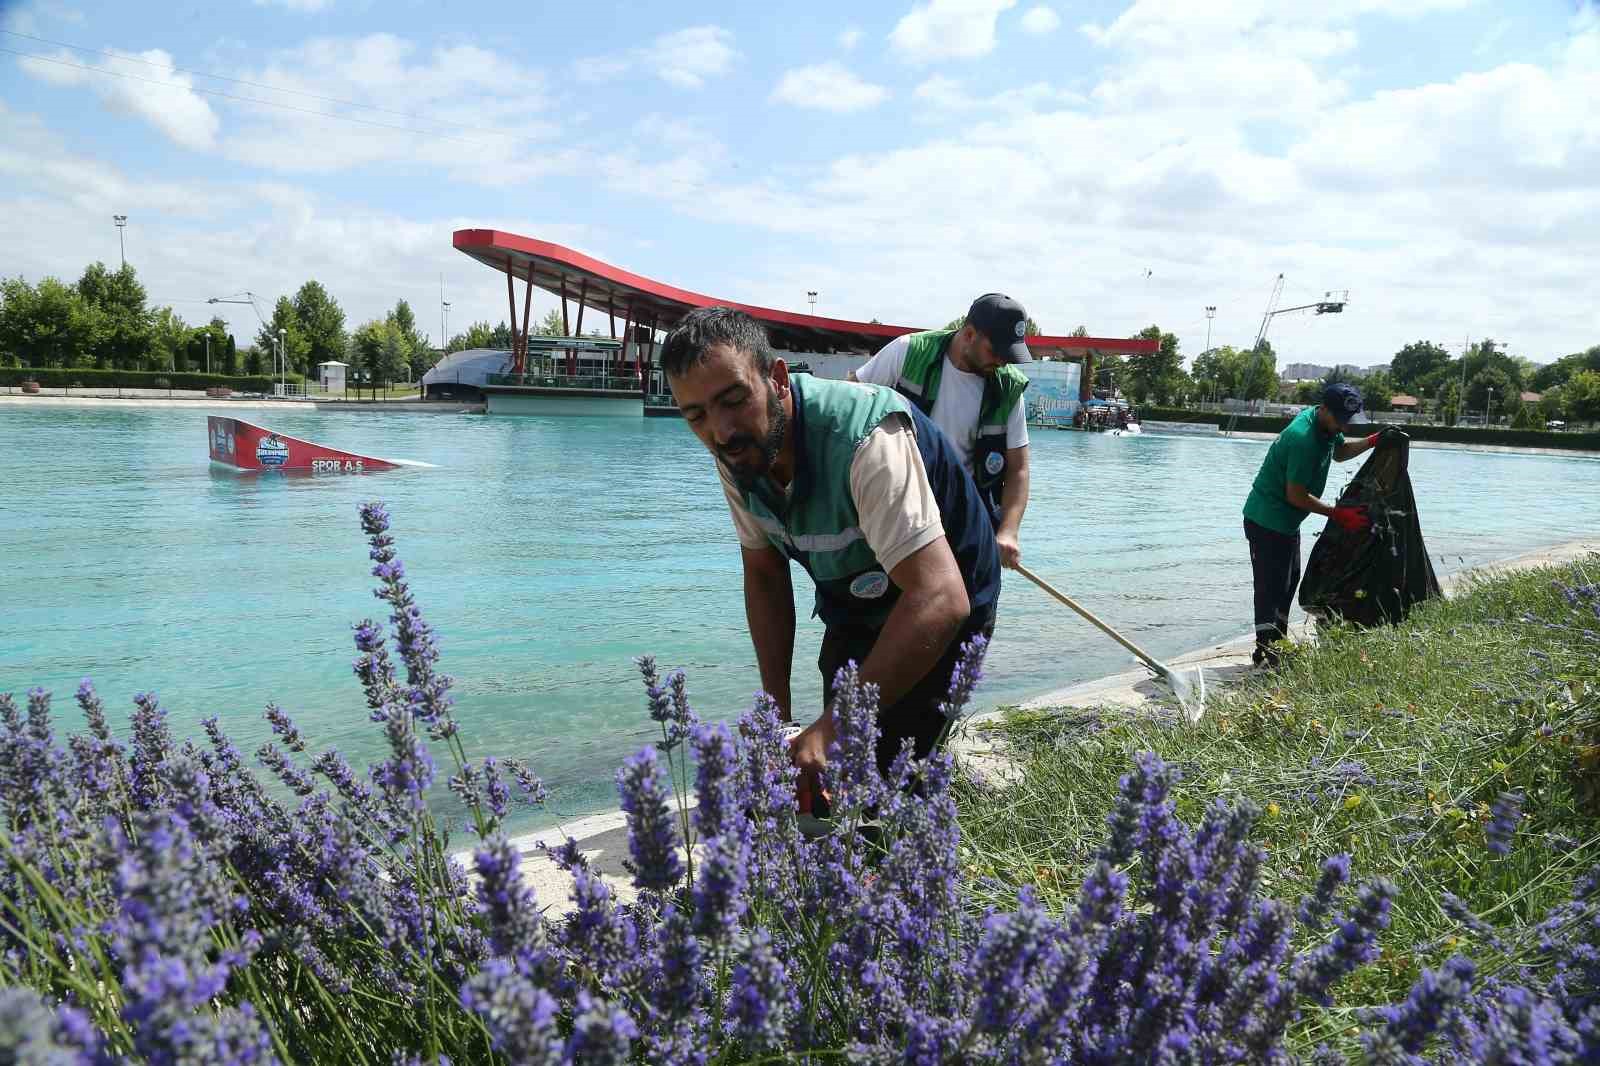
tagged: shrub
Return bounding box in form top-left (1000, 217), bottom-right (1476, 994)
top-left (3, 507), bottom-right (1599, 1063)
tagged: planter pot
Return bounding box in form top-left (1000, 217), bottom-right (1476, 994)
top-left (20, 381), bottom-right (40, 394)
top-left (205, 386), bottom-right (233, 398)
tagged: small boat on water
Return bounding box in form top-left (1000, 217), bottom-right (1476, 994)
top-left (208, 416), bottom-right (430, 473)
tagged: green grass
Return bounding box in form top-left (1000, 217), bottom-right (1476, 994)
top-left (954, 555), bottom-right (1600, 1047)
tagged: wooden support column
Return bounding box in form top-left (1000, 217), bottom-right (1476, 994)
top-left (519, 260), bottom-right (534, 374)
top-left (574, 279), bottom-right (587, 339)
top-left (1080, 351), bottom-right (1095, 403)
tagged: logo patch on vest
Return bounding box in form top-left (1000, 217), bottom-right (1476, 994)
top-left (985, 451), bottom-right (1005, 476)
top-left (1014, 320), bottom-right (1027, 338)
top-left (849, 571), bottom-right (890, 600)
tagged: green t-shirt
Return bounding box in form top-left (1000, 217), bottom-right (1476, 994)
top-left (1242, 407), bottom-right (1345, 534)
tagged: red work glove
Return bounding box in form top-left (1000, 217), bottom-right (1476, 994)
top-left (1365, 433), bottom-right (1380, 447)
top-left (1330, 505), bottom-right (1371, 534)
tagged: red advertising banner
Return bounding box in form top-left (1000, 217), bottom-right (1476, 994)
top-left (208, 417), bottom-right (414, 473)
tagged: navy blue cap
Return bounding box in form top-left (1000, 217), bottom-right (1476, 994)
top-left (966, 293), bottom-right (1033, 364)
top-left (1322, 382), bottom-right (1367, 425)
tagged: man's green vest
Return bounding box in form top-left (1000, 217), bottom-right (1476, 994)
top-left (893, 329), bottom-right (1028, 520)
top-left (738, 376), bottom-right (910, 628)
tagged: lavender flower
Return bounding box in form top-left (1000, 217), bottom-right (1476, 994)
top-left (728, 928), bottom-right (795, 1052)
top-left (617, 747), bottom-right (684, 893)
top-left (1363, 955), bottom-right (1475, 1060)
top-left (1293, 878), bottom-right (1397, 1006)
top-left (565, 991), bottom-right (638, 1065)
top-left (1298, 853), bottom-right (1353, 933)
top-left (460, 960), bottom-right (560, 1065)
top-left (1488, 790), bottom-right (1525, 856)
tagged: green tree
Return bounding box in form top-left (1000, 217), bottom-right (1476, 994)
top-left (1511, 403), bottom-right (1540, 430)
top-left (1563, 370), bottom-right (1600, 422)
top-left (1532, 346), bottom-right (1600, 392)
top-left (224, 333), bottom-right (238, 376)
top-left (1389, 341), bottom-right (1450, 393)
top-left (387, 299), bottom-right (429, 379)
top-left (451, 321), bottom-right (498, 351)
top-left (1360, 368), bottom-right (1394, 412)
top-left (1123, 326), bottom-right (1187, 405)
top-left (256, 297), bottom-right (311, 380)
top-left (76, 261), bottom-right (152, 369)
top-left (0, 276), bottom-right (99, 368)
top-left (150, 307), bottom-right (190, 372)
top-left (1467, 367), bottom-right (1516, 422)
top-left (535, 308), bottom-right (565, 337)
top-left (291, 281), bottom-right (347, 376)
top-left (1239, 341), bottom-right (1278, 401)
top-left (351, 319), bottom-right (406, 393)
top-left (243, 345), bottom-right (263, 376)
top-left (490, 321), bottom-right (513, 349)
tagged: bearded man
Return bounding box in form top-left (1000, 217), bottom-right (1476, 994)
top-left (661, 307), bottom-right (1000, 812)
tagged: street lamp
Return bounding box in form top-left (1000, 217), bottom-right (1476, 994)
top-left (112, 215), bottom-right (127, 270)
top-left (204, 332), bottom-right (210, 375)
top-left (1486, 386), bottom-right (1495, 428)
top-left (807, 291), bottom-right (817, 316)
top-left (442, 301), bottom-right (451, 350)
top-left (277, 328), bottom-right (287, 397)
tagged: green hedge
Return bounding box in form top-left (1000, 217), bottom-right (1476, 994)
top-left (1138, 407), bottom-right (1600, 451)
top-left (1, 367), bottom-right (303, 392)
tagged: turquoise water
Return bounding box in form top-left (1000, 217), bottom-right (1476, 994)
top-left (2, 405), bottom-right (1596, 833)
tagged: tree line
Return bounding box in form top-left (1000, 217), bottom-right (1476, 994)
top-left (0, 264), bottom-right (238, 375)
top-left (0, 263), bottom-right (436, 389)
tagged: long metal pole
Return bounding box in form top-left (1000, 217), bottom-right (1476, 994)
top-left (205, 333), bottom-right (210, 375)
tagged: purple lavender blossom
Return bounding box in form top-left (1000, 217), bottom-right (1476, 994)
top-left (1488, 790), bottom-right (1525, 856)
top-left (937, 633), bottom-right (989, 721)
top-left (460, 960), bottom-right (560, 1065)
top-left (822, 659), bottom-right (884, 817)
top-left (728, 928), bottom-right (795, 1052)
top-left (617, 746), bottom-right (684, 893)
top-left (1298, 853), bottom-right (1353, 933)
top-left (1294, 878), bottom-right (1397, 1006)
top-left (1363, 955), bottom-right (1475, 1060)
top-left (565, 991), bottom-right (639, 1065)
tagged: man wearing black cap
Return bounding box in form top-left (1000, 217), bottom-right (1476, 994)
top-left (850, 294), bottom-right (1032, 568)
top-left (1242, 382), bottom-right (1387, 667)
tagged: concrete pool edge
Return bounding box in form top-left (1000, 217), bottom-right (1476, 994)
top-left (491, 536), bottom-right (1598, 914)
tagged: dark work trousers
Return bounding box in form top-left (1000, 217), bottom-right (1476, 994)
top-left (1244, 518), bottom-right (1301, 663)
top-left (819, 608), bottom-right (996, 778)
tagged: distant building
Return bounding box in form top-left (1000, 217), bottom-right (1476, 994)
top-left (1390, 394), bottom-right (1419, 411)
top-left (1520, 391), bottom-right (1542, 405)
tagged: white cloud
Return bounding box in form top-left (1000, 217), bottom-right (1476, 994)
top-left (219, 34), bottom-right (561, 180)
top-left (578, 13), bottom-right (1600, 366)
top-left (578, 25), bottom-right (738, 89)
top-left (1020, 6), bottom-right (1061, 34)
top-left (772, 63), bottom-right (890, 112)
top-left (839, 27), bottom-right (864, 49)
top-left (890, 0), bottom-right (1018, 61)
top-left (17, 46), bottom-right (220, 150)
top-left (914, 74), bottom-right (1084, 112)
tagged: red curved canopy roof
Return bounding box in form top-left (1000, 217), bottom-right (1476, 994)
top-left (453, 229), bottom-right (1156, 358)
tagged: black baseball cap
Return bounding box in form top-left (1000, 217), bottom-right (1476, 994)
top-left (965, 293), bottom-right (1033, 364)
top-left (1321, 382), bottom-right (1367, 425)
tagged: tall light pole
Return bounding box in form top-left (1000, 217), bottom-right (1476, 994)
top-left (1204, 306), bottom-right (1216, 354)
top-left (1486, 386), bottom-right (1495, 428)
top-left (278, 328), bottom-right (287, 397)
top-left (112, 215), bottom-right (127, 270)
top-left (807, 291), bottom-right (817, 316)
top-left (442, 301), bottom-right (451, 350)
top-left (205, 332), bottom-right (211, 375)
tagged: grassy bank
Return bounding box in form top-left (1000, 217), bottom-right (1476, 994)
top-left (956, 555), bottom-right (1600, 1051)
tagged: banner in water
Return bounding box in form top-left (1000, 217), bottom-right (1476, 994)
top-left (207, 416), bottom-right (405, 473)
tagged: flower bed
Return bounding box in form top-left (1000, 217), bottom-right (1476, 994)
top-left (2, 509), bottom-right (1597, 1063)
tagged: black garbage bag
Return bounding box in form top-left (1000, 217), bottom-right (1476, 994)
top-left (1299, 429), bottom-right (1441, 626)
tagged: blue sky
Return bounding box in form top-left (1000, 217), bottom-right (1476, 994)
top-left (1, 0), bottom-right (1596, 366)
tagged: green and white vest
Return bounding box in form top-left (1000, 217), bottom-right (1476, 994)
top-left (739, 377), bottom-right (910, 628)
top-left (893, 329), bottom-right (1028, 521)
